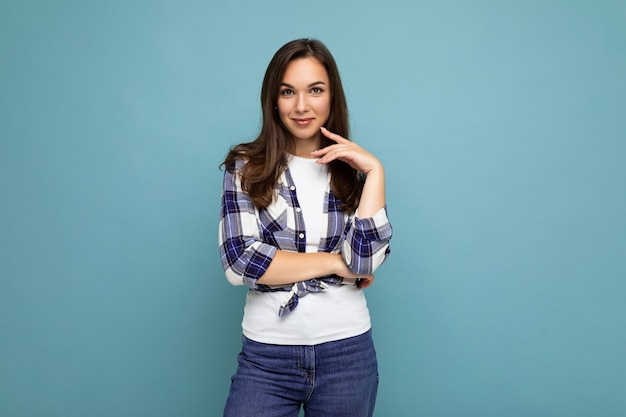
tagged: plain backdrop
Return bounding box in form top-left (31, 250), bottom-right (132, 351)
top-left (1, 1), bottom-right (625, 416)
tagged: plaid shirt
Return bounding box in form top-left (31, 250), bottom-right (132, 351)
top-left (219, 158), bottom-right (392, 316)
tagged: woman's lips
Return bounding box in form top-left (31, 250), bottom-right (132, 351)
top-left (293, 118), bottom-right (313, 127)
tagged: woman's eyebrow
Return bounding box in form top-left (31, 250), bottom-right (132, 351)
top-left (280, 81), bottom-right (327, 88)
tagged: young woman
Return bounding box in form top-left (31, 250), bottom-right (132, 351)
top-left (219, 38), bottom-right (393, 417)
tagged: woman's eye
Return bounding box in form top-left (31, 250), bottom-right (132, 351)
top-left (281, 89), bottom-right (294, 96)
top-left (311, 87), bottom-right (323, 94)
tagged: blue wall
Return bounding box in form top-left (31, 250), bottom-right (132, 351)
top-left (1, 1), bottom-right (625, 416)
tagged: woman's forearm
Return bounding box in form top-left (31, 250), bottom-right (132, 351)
top-left (356, 163), bottom-right (386, 218)
top-left (257, 251), bottom-right (363, 286)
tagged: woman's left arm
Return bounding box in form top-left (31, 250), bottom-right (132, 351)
top-left (313, 127), bottom-right (385, 216)
top-left (312, 127), bottom-right (393, 275)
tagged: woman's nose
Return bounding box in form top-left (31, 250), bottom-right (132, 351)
top-left (295, 94), bottom-right (309, 112)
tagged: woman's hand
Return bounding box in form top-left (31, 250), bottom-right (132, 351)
top-left (313, 127), bottom-right (386, 219)
top-left (356, 275), bottom-right (375, 289)
top-left (332, 254), bottom-right (375, 289)
top-left (312, 127), bottom-right (382, 175)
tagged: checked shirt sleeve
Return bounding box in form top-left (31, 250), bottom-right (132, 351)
top-left (342, 206), bottom-right (392, 275)
top-left (218, 162), bottom-right (277, 289)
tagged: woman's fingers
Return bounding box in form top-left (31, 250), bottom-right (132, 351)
top-left (356, 274), bottom-right (375, 289)
top-left (319, 126), bottom-right (349, 143)
top-left (313, 128), bottom-right (359, 157)
top-left (312, 128), bottom-right (381, 174)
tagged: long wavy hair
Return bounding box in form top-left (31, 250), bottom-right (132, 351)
top-left (222, 38), bottom-right (363, 212)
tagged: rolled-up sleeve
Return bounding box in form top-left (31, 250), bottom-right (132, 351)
top-left (218, 163), bottom-right (277, 288)
top-left (341, 206), bottom-right (392, 275)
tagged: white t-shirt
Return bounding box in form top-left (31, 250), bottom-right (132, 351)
top-left (241, 155), bottom-right (371, 345)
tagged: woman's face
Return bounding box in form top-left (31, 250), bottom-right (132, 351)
top-left (277, 57), bottom-right (331, 155)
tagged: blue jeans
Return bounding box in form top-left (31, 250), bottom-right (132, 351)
top-left (223, 329), bottom-right (378, 417)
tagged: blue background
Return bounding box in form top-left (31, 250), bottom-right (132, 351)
top-left (1, 1), bottom-right (625, 416)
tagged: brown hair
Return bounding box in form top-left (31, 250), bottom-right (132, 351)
top-left (222, 38), bottom-right (363, 212)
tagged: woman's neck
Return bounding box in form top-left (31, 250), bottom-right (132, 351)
top-left (291, 136), bottom-right (321, 159)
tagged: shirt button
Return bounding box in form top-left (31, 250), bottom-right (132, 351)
top-left (290, 186), bottom-right (296, 191)
top-left (295, 207), bottom-right (301, 213)
top-left (299, 233), bottom-right (305, 239)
